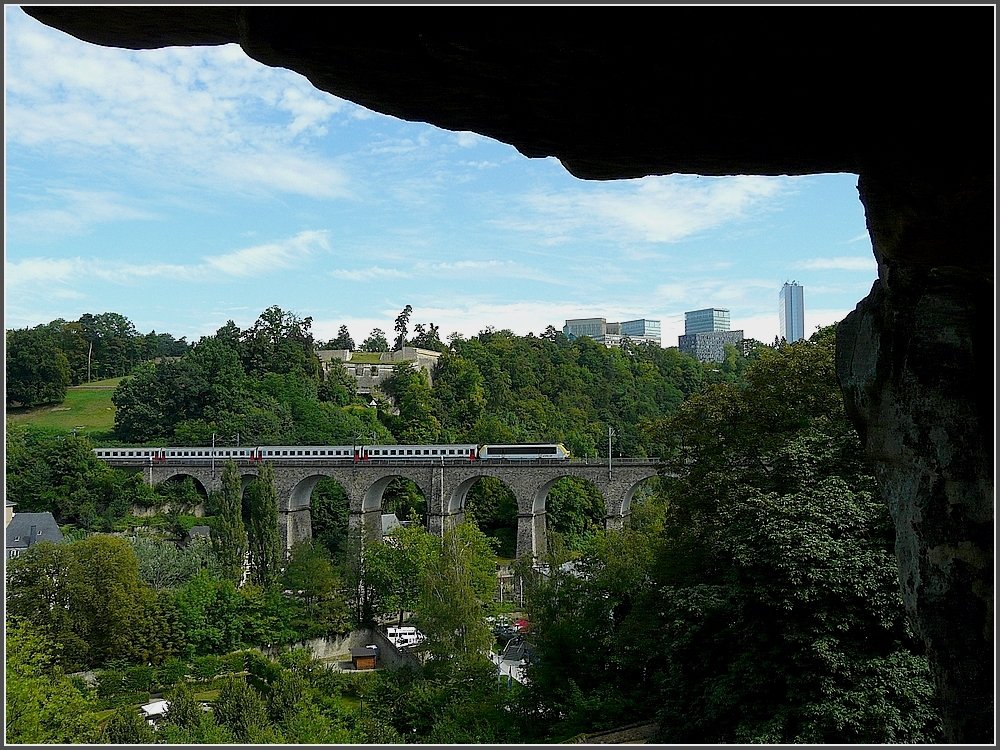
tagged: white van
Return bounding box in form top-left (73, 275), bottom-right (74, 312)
top-left (386, 626), bottom-right (426, 648)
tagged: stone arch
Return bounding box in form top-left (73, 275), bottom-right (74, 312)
top-left (155, 470), bottom-right (210, 498)
top-left (612, 474), bottom-right (662, 530)
top-left (361, 473), bottom-right (432, 515)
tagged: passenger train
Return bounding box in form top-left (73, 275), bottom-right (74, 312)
top-left (92, 443), bottom-right (571, 463)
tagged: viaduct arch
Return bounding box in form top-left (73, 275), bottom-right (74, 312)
top-left (140, 459), bottom-right (660, 559)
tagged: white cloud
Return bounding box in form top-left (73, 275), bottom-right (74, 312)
top-left (5, 257), bottom-right (83, 287)
top-left (203, 231), bottom-right (330, 277)
top-left (6, 189), bottom-right (160, 240)
top-left (329, 266), bottom-right (410, 282)
top-left (501, 174), bottom-right (787, 245)
top-left (455, 131), bottom-right (482, 148)
top-left (795, 256), bottom-right (878, 272)
top-left (5, 10), bottom-right (353, 201)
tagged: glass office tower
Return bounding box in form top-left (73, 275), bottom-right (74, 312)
top-left (779, 282), bottom-right (805, 342)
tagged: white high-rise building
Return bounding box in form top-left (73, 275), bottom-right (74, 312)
top-left (779, 281), bottom-right (805, 342)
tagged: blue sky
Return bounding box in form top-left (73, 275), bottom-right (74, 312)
top-left (5, 7), bottom-right (878, 350)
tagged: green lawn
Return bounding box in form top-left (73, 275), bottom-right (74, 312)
top-left (7, 378), bottom-right (121, 437)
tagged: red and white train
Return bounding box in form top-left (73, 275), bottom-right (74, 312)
top-left (92, 443), bottom-right (571, 463)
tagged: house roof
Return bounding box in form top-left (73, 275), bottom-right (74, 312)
top-left (140, 699), bottom-right (169, 717)
top-left (5, 512), bottom-right (63, 549)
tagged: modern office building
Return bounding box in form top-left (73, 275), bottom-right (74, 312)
top-left (678, 307), bottom-right (743, 362)
top-left (563, 318), bottom-right (608, 341)
top-left (563, 317), bottom-right (661, 347)
top-left (779, 281), bottom-right (805, 342)
top-left (620, 319), bottom-right (662, 345)
top-left (684, 308), bottom-right (732, 335)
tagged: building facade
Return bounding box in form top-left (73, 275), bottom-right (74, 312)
top-left (317, 346), bottom-right (442, 396)
top-left (678, 330), bottom-right (745, 362)
top-left (563, 317), bottom-right (661, 347)
top-left (678, 308), bottom-right (744, 362)
top-left (684, 308), bottom-right (732, 335)
top-left (779, 281), bottom-right (805, 342)
top-left (620, 319), bottom-right (662, 346)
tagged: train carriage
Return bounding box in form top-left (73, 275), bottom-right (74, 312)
top-left (357, 444), bottom-right (479, 461)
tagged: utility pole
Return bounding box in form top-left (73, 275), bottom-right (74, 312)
top-left (608, 426), bottom-right (615, 480)
top-left (211, 432), bottom-right (216, 479)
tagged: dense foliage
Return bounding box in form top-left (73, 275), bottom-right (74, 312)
top-left (4, 306), bottom-right (943, 744)
top-left (6, 312), bottom-right (189, 406)
top-left (517, 327), bottom-right (943, 743)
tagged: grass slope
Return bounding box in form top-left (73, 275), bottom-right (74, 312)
top-left (6, 378), bottom-right (121, 437)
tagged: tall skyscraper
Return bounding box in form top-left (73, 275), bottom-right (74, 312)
top-left (779, 281), bottom-right (805, 342)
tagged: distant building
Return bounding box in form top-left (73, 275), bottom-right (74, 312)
top-left (563, 317), bottom-right (661, 347)
top-left (619, 319), bottom-right (662, 346)
top-left (5, 506), bottom-right (64, 559)
top-left (317, 346), bottom-right (442, 396)
top-left (678, 308), bottom-right (744, 362)
top-left (684, 308), bottom-right (732, 335)
top-left (779, 281), bottom-right (805, 342)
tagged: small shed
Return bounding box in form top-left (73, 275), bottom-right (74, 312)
top-left (351, 645), bottom-right (379, 670)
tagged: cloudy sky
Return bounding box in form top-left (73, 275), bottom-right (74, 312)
top-left (5, 7), bottom-right (877, 349)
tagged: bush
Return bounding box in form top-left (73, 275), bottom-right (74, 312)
top-left (96, 670), bottom-right (126, 700)
top-left (221, 650), bottom-right (246, 675)
top-left (191, 654), bottom-right (222, 680)
top-left (156, 656), bottom-right (189, 688)
top-left (123, 664), bottom-right (155, 694)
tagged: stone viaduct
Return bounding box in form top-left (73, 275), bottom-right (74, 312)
top-left (124, 458), bottom-right (661, 560)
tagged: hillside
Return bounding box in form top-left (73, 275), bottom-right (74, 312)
top-left (6, 378), bottom-right (120, 436)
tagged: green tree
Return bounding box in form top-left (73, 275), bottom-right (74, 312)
top-left (103, 706), bottom-right (156, 744)
top-left (318, 358), bottom-right (358, 405)
top-left (6, 536), bottom-right (173, 670)
top-left (282, 539), bottom-right (350, 635)
top-left (172, 569), bottom-right (245, 656)
top-left (241, 304), bottom-right (320, 380)
top-left (643, 331), bottom-right (942, 743)
top-left (214, 461), bottom-right (248, 585)
top-left (212, 676), bottom-right (278, 742)
top-left (360, 327), bottom-right (390, 353)
top-left (131, 533), bottom-right (221, 590)
top-left (160, 681), bottom-right (203, 730)
top-left (244, 463), bottom-right (282, 588)
top-left (380, 363), bottom-right (441, 443)
top-left (5, 619), bottom-right (102, 743)
top-left (393, 303), bottom-right (413, 351)
top-left (364, 521), bottom-right (440, 626)
top-left (309, 478), bottom-right (351, 561)
top-left (418, 522), bottom-right (497, 669)
top-left (5, 326), bottom-right (71, 407)
top-left (326, 323), bottom-right (356, 350)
